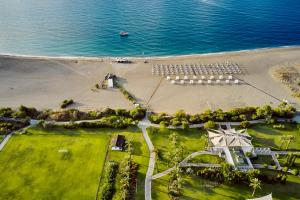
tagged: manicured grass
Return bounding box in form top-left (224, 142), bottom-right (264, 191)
top-left (0, 131), bottom-right (110, 200)
top-left (251, 155), bottom-right (275, 165)
top-left (148, 127), bottom-right (207, 173)
top-left (153, 170), bottom-right (300, 200)
top-left (247, 123), bottom-right (300, 150)
top-left (101, 128), bottom-right (149, 200)
top-left (188, 154), bottom-right (225, 164)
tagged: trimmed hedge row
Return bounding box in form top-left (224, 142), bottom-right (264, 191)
top-left (99, 161), bottom-right (119, 200)
top-left (0, 106), bottom-right (146, 122)
top-left (149, 103), bottom-right (296, 126)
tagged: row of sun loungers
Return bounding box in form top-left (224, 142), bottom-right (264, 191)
top-left (168, 79), bottom-right (241, 85)
top-left (152, 63), bottom-right (242, 76)
top-left (167, 75), bottom-right (234, 80)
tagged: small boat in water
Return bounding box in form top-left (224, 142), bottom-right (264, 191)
top-left (119, 31), bottom-right (129, 37)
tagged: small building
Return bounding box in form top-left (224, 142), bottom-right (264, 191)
top-left (112, 135), bottom-right (125, 151)
top-left (108, 78), bottom-right (114, 88)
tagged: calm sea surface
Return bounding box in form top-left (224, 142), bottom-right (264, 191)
top-left (0, 0), bottom-right (300, 56)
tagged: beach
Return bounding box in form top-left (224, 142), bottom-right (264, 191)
top-left (1, 47), bottom-right (300, 114)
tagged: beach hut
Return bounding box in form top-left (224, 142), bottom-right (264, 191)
top-left (108, 78), bottom-right (114, 88)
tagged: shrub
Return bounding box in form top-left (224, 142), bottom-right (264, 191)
top-left (291, 169), bottom-right (299, 176)
top-left (273, 124), bottom-right (285, 129)
top-left (273, 165), bottom-right (278, 170)
top-left (0, 107), bottom-right (14, 118)
top-left (60, 99), bottom-right (74, 109)
top-left (99, 161), bottom-right (118, 200)
top-left (204, 121), bottom-right (216, 129)
top-left (240, 121), bottom-right (250, 128)
top-left (181, 121), bottom-right (189, 129)
top-left (282, 167), bottom-right (289, 172)
top-left (263, 164), bottom-right (268, 168)
top-left (245, 152), bottom-right (252, 157)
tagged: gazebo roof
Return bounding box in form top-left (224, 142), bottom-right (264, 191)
top-left (247, 193), bottom-right (272, 200)
top-left (208, 128), bottom-right (252, 147)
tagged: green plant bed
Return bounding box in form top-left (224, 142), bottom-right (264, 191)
top-left (188, 154), bottom-right (225, 164)
top-left (247, 123), bottom-right (300, 150)
top-left (152, 170), bottom-right (300, 200)
top-left (103, 129), bottom-right (149, 200)
top-left (147, 127), bottom-right (207, 173)
top-left (0, 132), bottom-right (110, 200)
top-left (251, 155), bottom-right (275, 166)
top-left (278, 155), bottom-right (300, 172)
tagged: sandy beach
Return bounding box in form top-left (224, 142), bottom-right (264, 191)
top-left (1, 47), bottom-right (300, 114)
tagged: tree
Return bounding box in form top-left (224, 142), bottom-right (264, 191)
top-left (249, 178), bottom-right (261, 197)
top-left (204, 121), bottom-right (216, 129)
top-left (285, 135), bottom-right (295, 150)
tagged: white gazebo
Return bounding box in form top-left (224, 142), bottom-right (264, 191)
top-left (208, 128), bottom-right (253, 152)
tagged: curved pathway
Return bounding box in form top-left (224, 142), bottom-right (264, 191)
top-left (138, 114), bottom-right (155, 200)
top-left (152, 151), bottom-right (219, 180)
top-left (0, 120), bottom-right (39, 152)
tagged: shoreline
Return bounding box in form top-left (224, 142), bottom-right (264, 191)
top-left (1, 46), bottom-right (300, 113)
top-left (1, 45), bottom-right (300, 61)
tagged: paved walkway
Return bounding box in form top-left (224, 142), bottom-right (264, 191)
top-left (138, 115), bottom-right (155, 200)
top-left (152, 151), bottom-right (219, 180)
top-left (0, 120), bottom-right (39, 152)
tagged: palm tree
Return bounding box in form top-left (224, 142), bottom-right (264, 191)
top-left (285, 135), bottom-right (295, 150)
top-left (249, 178), bottom-right (261, 197)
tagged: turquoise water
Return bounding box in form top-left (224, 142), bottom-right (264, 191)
top-left (0, 0), bottom-right (300, 56)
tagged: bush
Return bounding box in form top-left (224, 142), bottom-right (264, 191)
top-left (204, 121), bottom-right (216, 129)
top-left (245, 152), bottom-right (252, 157)
top-left (282, 166), bottom-right (289, 172)
top-left (182, 121), bottom-right (189, 129)
top-left (99, 161), bottom-right (118, 200)
top-left (240, 121), bottom-right (250, 128)
top-left (0, 107), bottom-right (14, 118)
top-left (291, 169), bottom-right (299, 176)
top-left (273, 124), bottom-right (285, 129)
top-left (60, 99), bottom-right (74, 109)
top-left (263, 164), bottom-right (268, 168)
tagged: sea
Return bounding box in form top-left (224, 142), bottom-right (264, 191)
top-left (0, 0), bottom-right (300, 57)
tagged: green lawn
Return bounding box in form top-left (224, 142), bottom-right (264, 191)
top-left (100, 128), bottom-right (149, 200)
top-left (148, 127), bottom-right (207, 173)
top-left (153, 171), bottom-right (300, 200)
top-left (247, 124), bottom-right (300, 150)
top-left (188, 154), bottom-right (225, 164)
top-left (0, 126), bottom-right (134, 200)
